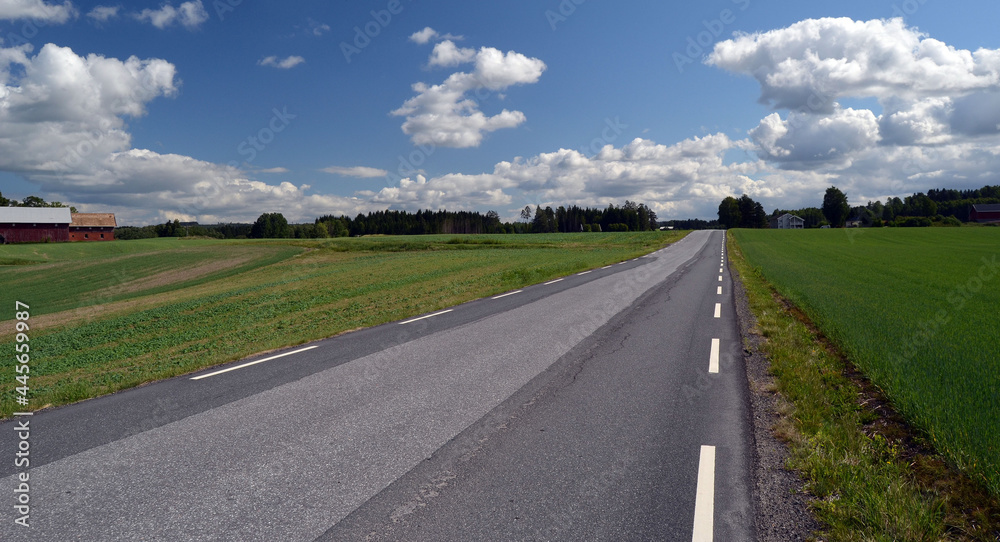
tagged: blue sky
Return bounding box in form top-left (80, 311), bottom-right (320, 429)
top-left (2, 0), bottom-right (1000, 225)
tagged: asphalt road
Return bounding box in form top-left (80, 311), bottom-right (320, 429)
top-left (1, 229), bottom-right (752, 541)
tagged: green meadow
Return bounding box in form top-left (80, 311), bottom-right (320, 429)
top-left (1, 232), bottom-right (684, 417)
top-left (732, 228), bottom-right (1000, 496)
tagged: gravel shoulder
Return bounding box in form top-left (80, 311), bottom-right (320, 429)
top-left (730, 263), bottom-right (821, 541)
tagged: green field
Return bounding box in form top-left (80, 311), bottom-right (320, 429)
top-left (1, 232), bottom-right (683, 417)
top-left (732, 228), bottom-right (1000, 496)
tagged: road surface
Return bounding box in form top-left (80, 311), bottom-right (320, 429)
top-left (2, 230), bottom-right (752, 541)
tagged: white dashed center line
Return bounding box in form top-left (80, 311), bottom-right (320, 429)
top-left (692, 445), bottom-right (716, 542)
top-left (190, 346), bottom-right (319, 380)
top-left (399, 309), bottom-right (454, 325)
top-left (709, 338), bottom-right (720, 374)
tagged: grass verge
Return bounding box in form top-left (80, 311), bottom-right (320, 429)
top-left (728, 233), bottom-right (1000, 541)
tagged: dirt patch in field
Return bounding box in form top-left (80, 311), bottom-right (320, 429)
top-left (82, 252), bottom-right (255, 299)
top-left (4, 254), bottom-right (257, 335)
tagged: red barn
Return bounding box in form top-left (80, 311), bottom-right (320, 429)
top-left (70, 213), bottom-right (117, 241)
top-left (0, 208), bottom-right (71, 244)
top-left (970, 204), bottom-right (1000, 223)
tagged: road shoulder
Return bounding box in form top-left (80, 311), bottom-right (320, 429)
top-left (730, 260), bottom-right (820, 541)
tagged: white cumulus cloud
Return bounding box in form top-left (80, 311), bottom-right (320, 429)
top-left (86, 5), bottom-right (118, 22)
top-left (700, 16), bottom-right (1000, 214)
top-left (708, 18), bottom-right (1000, 111)
top-left (428, 40), bottom-right (476, 68)
top-left (322, 166), bottom-right (389, 178)
top-left (135, 0), bottom-right (207, 30)
top-left (0, 0), bottom-right (75, 22)
top-left (392, 44), bottom-right (546, 148)
top-left (409, 27), bottom-right (463, 45)
top-left (258, 55), bottom-right (305, 69)
top-left (749, 107), bottom-right (881, 168)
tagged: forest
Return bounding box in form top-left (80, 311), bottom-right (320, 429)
top-left (114, 201), bottom-right (661, 240)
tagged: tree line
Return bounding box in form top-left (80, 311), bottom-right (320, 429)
top-left (717, 184), bottom-right (1000, 229)
top-left (116, 201), bottom-right (661, 240)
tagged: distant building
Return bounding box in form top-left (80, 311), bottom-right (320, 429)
top-left (0, 207), bottom-right (71, 244)
top-left (70, 213), bottom-right (117, 241)
top-left (0, 208), bottom-right (117, 244)
top-left (770, 213), bottom-right (805, 229)
top-left (970, 203), bottom-right (1000, 223)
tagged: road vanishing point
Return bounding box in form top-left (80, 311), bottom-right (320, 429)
top-left (1, 230), bottom-right (752, 541)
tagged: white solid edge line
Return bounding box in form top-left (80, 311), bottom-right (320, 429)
top-left (714, 303), bottom-right (721, 318)
top-left (709, 338), bottom-right (720, 374)
top-left (191, 346), bottom-right (320, 380)
top-left (492, 290), bottom-right (523, 300)
top-left (717, 286), bottom-right (722, 295)
top-left (544, 278), bottom-right (564, 285)
top-left (399, 309), bottom-right (454, 325)
top-left (692, 445), bottom-right (716, 542)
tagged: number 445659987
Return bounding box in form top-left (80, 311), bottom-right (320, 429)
top-left (14, 302), bottom-right (30, 402)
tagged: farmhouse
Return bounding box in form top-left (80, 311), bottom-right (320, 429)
top-left (770, 213), bottom-right (805, 229)
top-left (0, 207), bottom-right (71, 244)
top-left (70, 213), bottom-right (117, 241)
top-left (970, 203), bottom-right (1000, 223)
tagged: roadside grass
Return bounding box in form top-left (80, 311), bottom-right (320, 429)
top-left (728, 230), bottom-right (1000, 541)
top-left (1, 231), bottom-right (683, 418)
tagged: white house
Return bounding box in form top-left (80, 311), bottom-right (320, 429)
top-left (772, 213), bottom-right (805, 229)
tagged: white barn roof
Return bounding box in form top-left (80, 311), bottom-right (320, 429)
top-left (0, 207), bottom-right (72, 224)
